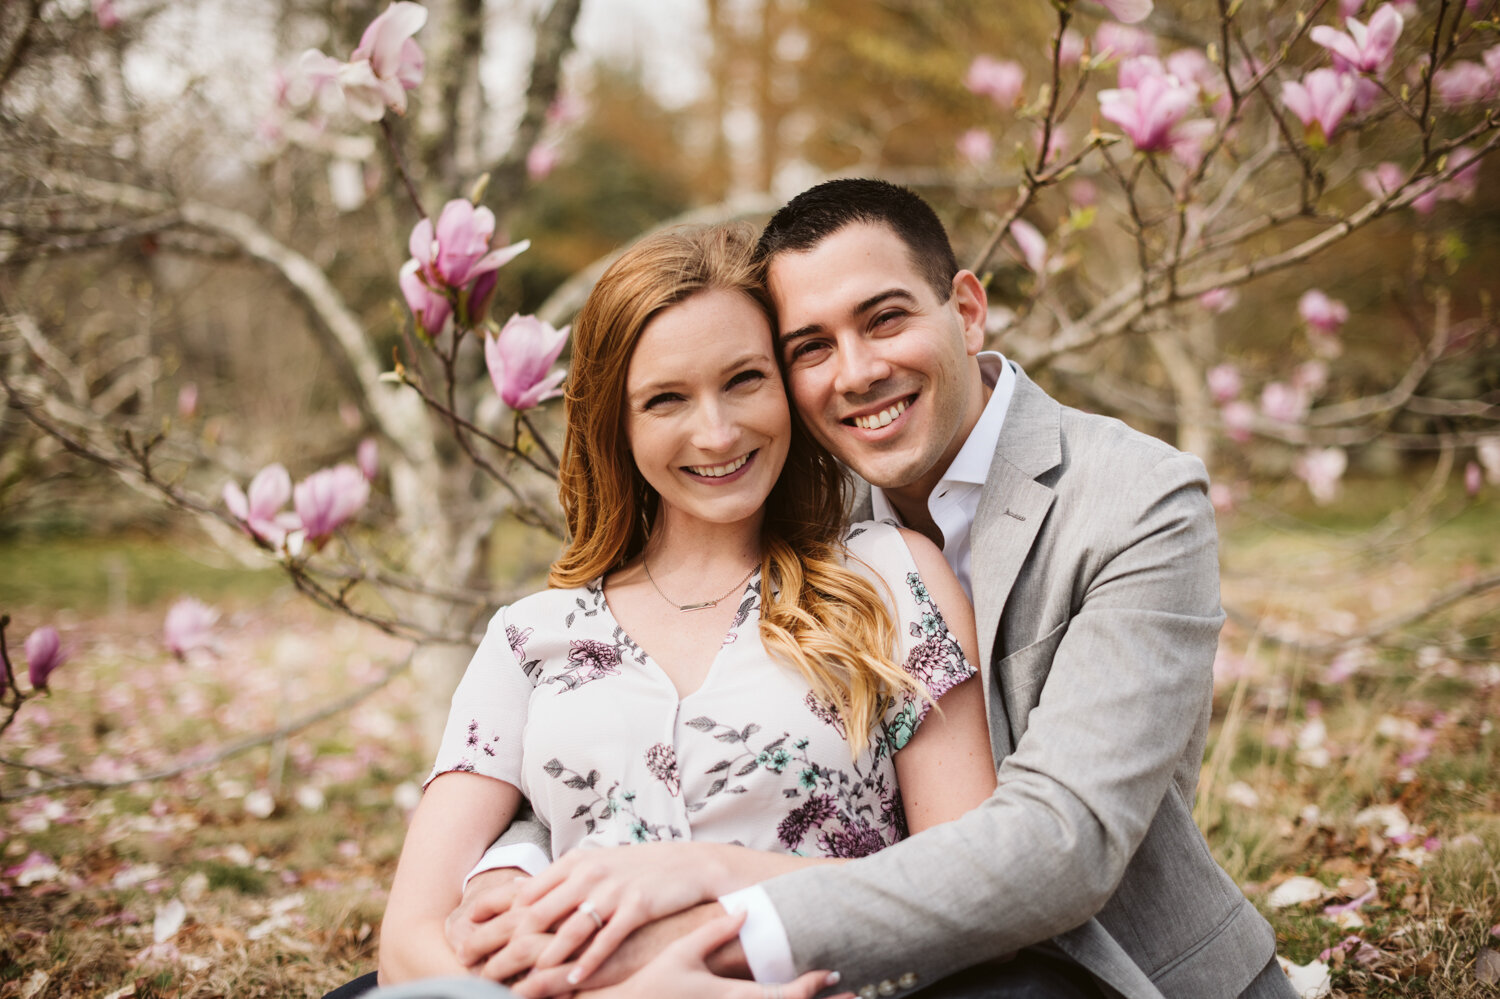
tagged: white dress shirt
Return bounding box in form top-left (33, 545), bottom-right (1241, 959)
top-left (724, 352), bottom-right (1015, 982)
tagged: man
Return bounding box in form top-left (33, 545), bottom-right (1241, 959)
top-left (446, 179), bottom-right (1292, 999)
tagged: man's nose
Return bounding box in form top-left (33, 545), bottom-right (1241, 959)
top-left (832, 338), bottom-right (891, 396)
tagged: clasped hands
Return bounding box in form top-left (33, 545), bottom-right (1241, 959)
top-left (443, 843), bottom-right (842, 999)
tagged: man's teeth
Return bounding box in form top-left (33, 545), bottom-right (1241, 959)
top-left (688, 453), bottom-right (750, 478)
top-left (852, 398), bottom-right (909, 430)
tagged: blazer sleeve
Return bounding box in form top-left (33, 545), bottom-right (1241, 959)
top-left (758, 450), bottom-right (1223, 993)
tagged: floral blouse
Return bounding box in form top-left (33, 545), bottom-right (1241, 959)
top-left (428, 521), bottom-right (974, 860)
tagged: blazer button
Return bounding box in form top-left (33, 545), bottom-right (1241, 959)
top-left (858, 986), bottom-right (878, 999)
top-left (878, 981), bottom-right (897, 996)
top-left (897, 973), bottom-right (918, 988)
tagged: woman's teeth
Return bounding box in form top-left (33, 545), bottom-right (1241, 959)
top-left (688, 453), bottom-right (750, 478)
top-left (852, 398), bottom-right (909, 430)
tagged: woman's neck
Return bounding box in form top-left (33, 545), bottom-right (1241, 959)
top-left (639, 510), bottom-right (763, 574)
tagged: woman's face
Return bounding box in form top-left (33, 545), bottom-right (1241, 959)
top-left (624, 289), bottom-right (791, 537)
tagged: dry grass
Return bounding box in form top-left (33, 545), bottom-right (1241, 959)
top-left (2, 493), bottom-right (1497, 997)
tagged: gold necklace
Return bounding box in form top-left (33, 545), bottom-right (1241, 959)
top-left (643, 557), bottom-right (758, 612)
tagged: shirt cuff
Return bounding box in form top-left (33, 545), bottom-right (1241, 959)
top-left (719, 885), bottom-right (797, 984)
top-left (462, 842), bottom-right (551, 890)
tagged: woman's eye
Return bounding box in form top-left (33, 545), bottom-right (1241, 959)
top-left (644, 393), bottom-right (681, 410)
top-left (727, 369), bottom-right (764, 389)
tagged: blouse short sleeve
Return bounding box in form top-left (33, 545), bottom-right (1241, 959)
top-left (843, 521), bottom-right (976, 755)
top-left (426, 605), bottom-right (533, 791)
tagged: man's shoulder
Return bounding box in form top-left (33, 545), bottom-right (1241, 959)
top-left (1043, 390), bottom-right (1203, 481)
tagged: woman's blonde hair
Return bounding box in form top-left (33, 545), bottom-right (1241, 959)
top-left (549, 222), bottom-right (923, 752)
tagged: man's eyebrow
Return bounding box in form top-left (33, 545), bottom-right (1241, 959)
top-left (779, 288), bottom-right (918, 345)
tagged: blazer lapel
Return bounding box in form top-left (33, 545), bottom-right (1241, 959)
top-left (970, 370), bottom-right (1061, 752)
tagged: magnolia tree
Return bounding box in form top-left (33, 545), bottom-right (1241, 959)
top-left (2, 0), bottom-right (1499, 799)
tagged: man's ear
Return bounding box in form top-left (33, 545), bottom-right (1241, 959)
top-left (951, 270), bottom-right (989, 356)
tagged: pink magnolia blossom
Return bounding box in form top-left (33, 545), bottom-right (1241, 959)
top-left (526, 141), bottom-right (561, 181)
top-left (1359, 161), bottom-right (1403, 199)
top-left (1299, 290), bottom-right (1349, 334)
top-left (403, 199), bottom-right (528, 330)
top-left (1198, 288), bottom-right (1239, 314)
top-left (176, 383), bottom-right (199, 419)
top-left (299, 2), bottom-right (426, 123)
top-left (358, 437), bottom-right (379, 482)
top-left (1281, 69), bottom-right (1358, 142)
top-left (224, 464), bottom-right (301, 547)
top-left (398, 260), bottom-right (453, 337)
top-left (340, 3), bottom-right (427, 121)
top-left (1222, 400), bottom-right (1256, 442)
top-left (1100, 0), bottom-right (1154, 23)
top-left (1310, 4), bottom-right (1404, 75)
top-left (1339, 0), bottom-right (1364, 16)
top-left (1098, 59), bottom-right (1204, 154)
top-left (1207, 364), bottom-right (1243, 404)
top-left (294, 464), bottom-right (371, 546)
top-left (163, 598), bottom-right (219, 659)
top-left (1008, 219), bottom-right (1049, 274)
top-left (93, 0), bottom-right (121, 30)
top-left (25, 627), bottom-right (68, 690)
top-left (1432, 61), bottom-right (1495, 106)
top-left (1465, 461), bottom-right (1483, 496)
top-left (1294, 447), bottom-right (1348, 504)
top-left (1293, 360), bottom-right (1330, 395)
top-left (965, 56), bottom-right (1025, 108)
top-left (1261, 381), bottom-right (1311, 424)
top-left (1059, 30), bottom-right (1086, 68)
top-left (1093, 22), bottom-right (1157, 61)
top-left (956, 129), bottom-right (994, 166)
top-left (485, 315), bottom-right (570, 410)
top-left (1208, 482), bottom-right (1235, 514)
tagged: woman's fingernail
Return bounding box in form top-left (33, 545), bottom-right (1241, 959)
top-left (824, 971), bottom-right (841, 986)
top-left (566, 968), bottom-right (583, 985)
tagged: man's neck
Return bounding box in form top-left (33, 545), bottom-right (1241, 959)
top-left (880, 374), bottom-right (993, 548)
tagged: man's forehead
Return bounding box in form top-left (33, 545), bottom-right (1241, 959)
top-left (766, 223), bottom-right (925, 313)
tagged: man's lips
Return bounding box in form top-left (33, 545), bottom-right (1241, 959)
top-left (844, 394), bottom-right (915, 431)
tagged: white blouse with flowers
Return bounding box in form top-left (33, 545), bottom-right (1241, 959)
top-left (427, 520), bottom-right (974, 861)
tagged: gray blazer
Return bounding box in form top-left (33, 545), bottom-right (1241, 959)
top-left (758, 368), bottom-right (1277, 999)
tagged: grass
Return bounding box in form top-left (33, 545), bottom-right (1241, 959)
top-left (1, 486), bottom-right (1497, 997)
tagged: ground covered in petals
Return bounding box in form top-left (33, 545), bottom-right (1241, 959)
top-left (2, 495), bottom-right (1498, 998)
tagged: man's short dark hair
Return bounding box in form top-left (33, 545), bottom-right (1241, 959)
top-left (755, 178), bottom-right (959, 302)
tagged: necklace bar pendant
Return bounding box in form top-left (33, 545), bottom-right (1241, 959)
top-left (678, 600), bottom-right (717, 612)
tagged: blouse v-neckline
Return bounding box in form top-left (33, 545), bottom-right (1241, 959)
top-left (596, 572), bottom-right (762, 701)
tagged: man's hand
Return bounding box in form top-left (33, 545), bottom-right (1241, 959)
top-left (446, 866), bottom-right (529, 968)
top-left (537, 910), bottom-right (847, 999)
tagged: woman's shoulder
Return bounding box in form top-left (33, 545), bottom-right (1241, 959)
top-left (491, 579), bottom-right (601, 623)
top-left (843, 519), bottom-right (933, 568)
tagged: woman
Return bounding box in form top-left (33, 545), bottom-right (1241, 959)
top-left (376, 223), bottom-right (996, 995)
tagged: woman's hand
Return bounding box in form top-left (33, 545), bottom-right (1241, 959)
top-left (573, 910), bottom-right (847, 999)
top-left (490, 842), bottom-right (728, 985)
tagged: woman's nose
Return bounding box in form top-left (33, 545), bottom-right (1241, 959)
top-left (691, 401), bottom-right (740, 452)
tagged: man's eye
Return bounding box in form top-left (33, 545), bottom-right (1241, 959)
top-left (789, 341), bottom-right (829, 361)
top-left (872, 309), bottom-right (905, 328)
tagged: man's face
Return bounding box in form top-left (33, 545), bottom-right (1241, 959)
top-left (768, 222), bottom-right (987, 500)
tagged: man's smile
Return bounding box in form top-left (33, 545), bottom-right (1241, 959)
top-left (844, 394), bottom-right (916, 432)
